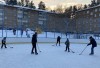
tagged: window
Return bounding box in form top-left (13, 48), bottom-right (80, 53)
top-left (0, 17), bottom-right (3, 20)
top-left (95, 9), bottom-right (97, 12)
top-left (22, 20), bottom-right (28, 23)
top-left (0, 20), bottom-right (3, 24)
top-left (17, 19), bottom-right (21, 22)
top-left (39, 12), bottom-right (43, 16)
top-left (0, 9), bottom-right (3, 13)
top-left (0, 12), bottom-right (3, 15)
top-left (87, 11), bottom-right (89, 14)
top-left (94, 14), bottom-right (97, 17)
top-left (94, 19), bottom-right (97, 22)
top-left (17, 10), bottom-right (23, 14)
top-left (18, 15), bottom-right (23, 18)
top-left (38, 21), bottom-right (43, 25)
top-left (90, 12), bottom-right (93, 15)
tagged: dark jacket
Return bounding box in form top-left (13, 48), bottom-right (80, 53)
top-left (32, 33), bottom-right (37, 44)
top-left (88, 38), bottom-right (97, 47)
top-left (65, 39), bottom-right (70, 46)
top-left (57, 36), bottom-right (61, 41)
top-left (2, 37), bottom-right (6, 44)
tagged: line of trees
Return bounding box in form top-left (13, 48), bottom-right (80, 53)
top-left (4, 0), bottom-right (100, 18)
top-left (52, 0), bottom-right (100, 18)
top-left (4, 0), bottom-right (46, 10)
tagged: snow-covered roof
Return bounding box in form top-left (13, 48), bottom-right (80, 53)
top-left (0, 1), bottom-right (60, 15)
top-left (76, 4), bottom-right (100, 12)
top-left (0, 0), bottom-right (6, 5)
top-left (0, 0), bottom-right (57, 14)
top-left (4, 4), bottom-right (58, 14)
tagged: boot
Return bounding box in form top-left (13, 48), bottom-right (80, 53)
top-left (65, 50), bottom-right (67, 51)
top-left (31, 52), bottom-right (34, 54)
top-left (35, 53), bottom-right (38, 55)
top-left (89, 53), bottom-right (94, 55)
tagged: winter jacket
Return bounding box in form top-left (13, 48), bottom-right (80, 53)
top-left (32, 33), bottom-right (37, 44)
top-left (57, 36), bottom-right (61, 41)
top-left (2, 37), bottom-right (6, 44)
top-left (88, 38), bottom-right (97, 47)
top-left (65, 40), bottom-right (70, 46)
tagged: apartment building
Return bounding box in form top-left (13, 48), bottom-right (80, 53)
top-left (0, 4), bottom-right (68, 33)
top-left (75, 5), bottom-right (100, 33)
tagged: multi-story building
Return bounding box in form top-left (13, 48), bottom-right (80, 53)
top-left (97, 0), bottom-right (100, 3)
top-left (75, 0), bottom-right (100, 34)
top-left (0, 4), bottom-right (69, 33)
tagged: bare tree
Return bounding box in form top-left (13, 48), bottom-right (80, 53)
top-left (77, 4), bottom-right (83, 10)
top-left (64, 6), bottom-right (73, 18)
top-left (46, 7), bottom-right (52, 11)
top-left (54, 5), bottom-right (64, 13)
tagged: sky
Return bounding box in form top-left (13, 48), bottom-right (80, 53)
top-left (2, 0), bottom-right (91, 9)
top-left (25, 0), bottom-right (91, 9)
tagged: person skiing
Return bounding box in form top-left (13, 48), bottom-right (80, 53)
top-left (1, 37), bottom-right (7, 48)
top-left (56, 36), bottom-right (61, 46)
top-left (31, 32), bottom-right (38, 55)
top-left (65, 38), bottom-right (70, 52)
top-left (87, 36), bottom-right (97, 55)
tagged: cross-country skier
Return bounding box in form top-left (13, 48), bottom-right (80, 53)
top-left (56, 36), bottom-right (61, 46)
top-left (87, 36), bottom-right (97, 55)
top-left (1, 37), bottom-right (7, 48)
top-left (65, 38), bottom-right (70, 52)
top-left (31, 32), bottom-right (38, 55)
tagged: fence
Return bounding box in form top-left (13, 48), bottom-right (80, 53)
top-left (0, 29), bottom-right (100, 40)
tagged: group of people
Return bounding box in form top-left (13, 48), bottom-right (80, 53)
top-left (56, 36), bottom-right (70, 52)
top-left (56, 35), bottom-right (97, 55)
top-left (0, 32), bottom-right (97, 55)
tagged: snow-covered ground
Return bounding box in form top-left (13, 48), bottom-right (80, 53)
top-left (0, 43), bottom-right (100, 68)
top-left (0, 30), bottom-right (66, 38)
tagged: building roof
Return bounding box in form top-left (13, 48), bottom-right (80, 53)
top-left (0, 0), bottom-right (6, 5)
top-left (0, 3), bottom-right (59, 14)
top-left (76, 4), bottom-right (100, 12)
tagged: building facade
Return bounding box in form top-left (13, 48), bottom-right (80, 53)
top-left (0, 4), bottom-right (69, 33)
top-left (75, 5), bottom-right (100, 33)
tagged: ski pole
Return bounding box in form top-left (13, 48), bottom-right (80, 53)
top-left (79, 45), bottom-right (87, 55)
top-left (37, 43), bottom-right (41, 52)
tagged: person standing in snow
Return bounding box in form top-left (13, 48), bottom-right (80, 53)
top-left (65, 38), bottom-right (70, 52)
top-left (13, 28), bottom-right (16, 35)
top-left (56, 36), bottom-right (61, 46)
top-left (87, 36), bottom-right (97, 55)
top-left (31, 32), bottom-right (38, 55)
top-left (1, 37), bottom-right (7, 48)
top-left (21, 29), bottom-right (23, 37)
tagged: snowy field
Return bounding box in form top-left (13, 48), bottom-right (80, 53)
top-left (0, 43), bottom-right (100, 68)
